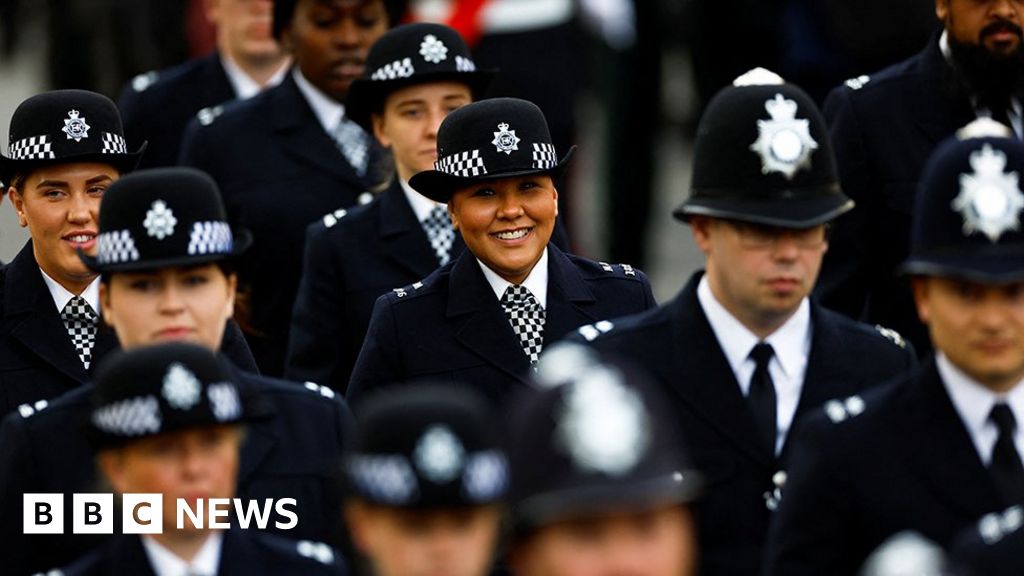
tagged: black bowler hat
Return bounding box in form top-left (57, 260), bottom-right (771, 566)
top-left (409, 97), bottom-right (575, 203)
top-left (88, 342), bottom-right (259, 448)
top-left (674, 68), bottom-right (852, 228)
top-left (0, 89), bottom-right (145, 186)
top-left (81, 167), bottom-right (252, 273)
top-left (507, 343), bottom-right (703, 533)
top-left (901, 120), bottom-right (1024, 283)
top-left (346, 23), bottom-right (494, 132)
top-left (345, 383), bottom-right (509, 508)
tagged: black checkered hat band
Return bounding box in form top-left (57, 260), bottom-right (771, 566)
top-left (532, 143), bottom-right (557, 170)
top-left (436, 150), bottom-right (487, 177)
top-left (188, 221), bottom-right (233, 255)
top-left (96, 229), bottom-right (141, 264)
top-left (456, 55), bottom-right (476, 72)
top-left (8, 135), bottom-right (55, 160)
top-left (101, 132), bottom-right (127, 154)
top-left (370, 57), bottom-right (415, 81)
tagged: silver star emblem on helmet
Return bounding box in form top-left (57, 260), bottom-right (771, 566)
top-left (952, 143), bottom-right (1024, 242)
top-left (750, 94), bottom-right (818, 180)
top-left (143, 200), bottom-right (177, 240)
top-left (492, 122), bottom-right (520, 155)
top-left (162, 363), bottom-right (201, 410)
top-left (419, 34), bottom-right (449, 64)
top-left (62, 109), bottom-right (91, 142)
top-left (413, 425), bottom-right (466, 484)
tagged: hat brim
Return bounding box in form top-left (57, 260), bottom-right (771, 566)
top-left (0, 143), bottom-right (147, 188)
top-left (514, 470), bottom-right (704, 534)
top-left (410, 146), bottom-right (576, 203)
top-left (346, 70), bottom-right (496, 133)
top-left (900, 250), bottom-right (1024, 284)
top-left (80, 228), bottom-right (253, 273)
top-left (673, 184), bottom-right (854, 229)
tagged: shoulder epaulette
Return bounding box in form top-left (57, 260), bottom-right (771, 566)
top-left (576, 320), bottom-right (616, 342)
top-left (17, 399), bottom-right (49, 419)
top-left (303, 381), bottom-right (336, 399)
top-left (597, 261), bottom-right (638, 277)
top-left (196, 105), bottom-right (225, 127)
top-left (874, 325), bottom-right (907, 349)
top-left (391, 281), bottom-right (425, 299)
top-left (131, 71), bottom-right (160, 93)
top-left (844, 75), bottom-right (871, 90)
top-left (977, 506), bottom-right (1023, 544)
top-left (296, 540), bottom-right (336, 565)
top-left (824, 394), bottom-right (866, 424)
top-left (322, 208), bottom-right (348, 228)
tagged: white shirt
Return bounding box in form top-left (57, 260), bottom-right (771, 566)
top-left (697, 275), bottom-right (812, 455)
top-left (39, 269), bottom-right (100, 315)
top-left (478, 248), bottom-right (549, 309)
top-left (141, 532), bottom-right (223, 576)
top-left (399, 178), bottom-right (446, 223)
top-left (292, 68), bottom-right (345, 136)
top-left (220, 54), bottom-right (288, 100)
top-left (938, 353), bottom-right (1024, 466)
top-left (939, 30), bottom-right (1023, 138)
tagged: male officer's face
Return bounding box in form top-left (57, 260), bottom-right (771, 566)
top-left (99, 425), bottom-right (242, 535)
top-left (8, 162), bottom-right (117, 294)
top-left (692, 217), bottom-right (828, 337)
top-left (914, 276), bottom-right (1024, 392)
top-left (937, 0), bottom-right (1024, 56)
top-left (282, 0), bottom-right (388, 102)
top-left (346, 503), bottom-right (502, 576)
top-left (372, 82), bottom-right (473, 182)
top-left (206, 0), bottom-right (282, 64)
top-left (101, 264), bottom-right (237, 351)
top-left (511, 504), bottom-right (697, 576)
top-left (449, 175), bottom-right (558, 285)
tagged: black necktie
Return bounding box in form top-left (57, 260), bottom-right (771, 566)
top-left (748, 342), bottom-right (777, 459)
top-left (989, 403), bottom-right (1024, 505)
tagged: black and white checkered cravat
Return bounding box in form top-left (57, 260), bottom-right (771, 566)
top-left (60, 295), bottom-right (98, 370)
top-left (422, 205), bottom-right (455, 266)
top-left (332, 115), bottom-right (369, 177)
top-left (501, 284), bottom-right (546, 365)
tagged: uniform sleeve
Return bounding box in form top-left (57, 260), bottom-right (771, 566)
top-left (636, 268), bottom-right (657, 309)
top-left (221, 319), bottom-right (260, 374)
top-left (814, 85), bottom-right (872, 320)
top-left (347, 294), bottom-right (404, 405)
top-left (285, 223), bottom-right (352, 393)
top-left (0, 413), bottom-right (42, 575)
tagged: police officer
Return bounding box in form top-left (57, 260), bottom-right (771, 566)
top-left (506, 343), bottom-right (704, 576)
top-left (39, 342), bottom-right (346, 575)
top-left (765, 120), bottom-right (1024, 575)
top-left (348, 97), bottom-right (655, 406)
top-left (179, 0), bottom-right (396, 377)
top-left (285, 22), bottom-right (491, 392)
top-left (570, 70), bottom-right (916, 576)
top-left (343, 384), bottom-right (508, 576)
top-left (118, 0), bottom-right (291, 169)
top-left (0, 168), bottom-right (352, 575)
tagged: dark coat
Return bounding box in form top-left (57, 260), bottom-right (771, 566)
top-left (814, 33), bottom-right (976, 356)
top-left (571, 272), bottom-right (917, 576)
top-left (56, 529), bottom-right (346, 576)
top-left (763, 360), bottom-right (1007, 576)
top-left (0, 363), bottom-right (351, 576)
top-left (0, 242), bottom-right (257, 417)
top-left (118, 52), bottom-right (237, 170)
top-left (347, 245), bottom-right (656, 407)
top-left (179, 72), bottom-right (381, 377)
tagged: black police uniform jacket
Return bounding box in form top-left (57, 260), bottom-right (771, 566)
top-left (763, 359), bottom-right (1010, 576)
top-left (286, 179), bottom-right (465, 392)
top-left (54, 530), bottom-right (346, 576)
top-left (347, 244), bottom-right (656, 406)
top-left (0, 363), bottom-right (351, 576)
top-left (0, 242), bottom-right (257, 417)
top-left (570, 272), bottom-right (916, 576)
top-left (814, 33), bottom-right (976, 356)
top-left (179, 71), bottom-right (380, 377)
top-left (118, 52), bottom-right (236, 170)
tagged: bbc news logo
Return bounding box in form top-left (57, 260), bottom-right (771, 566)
top-left (24, 494), bottom-right (298, 534)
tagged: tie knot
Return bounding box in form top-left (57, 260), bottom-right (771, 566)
top-left (424, 205), bottom-right (449, 226)
top-left (750, 342), bottom-right (774, 367)
top-left (502, 284), bottom-right (536, 307)
top-left (62, 296), bottom-right (96, 322)
top-left (991, 403), bottom-right (1018, 435)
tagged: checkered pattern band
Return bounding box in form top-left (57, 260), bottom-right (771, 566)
top-left (348, 454), bottom-right (419, 505)
top-left (370, 57), bottom-right (415, 81)
top-left (462, 451), bottom-right (509, 502)
top-left (96, 229), bottom-right (140, 264)
top-left (455, 55), bottom-right (477, 72)
top-left (92, 395), bottom-right (162, 437)
top-left (188, 221), bottom-right (233, 255)
top-left (101, 132), bottom-right (127, 154)
top-left (532, 142), bottom-right (557, 170)
top-left (61, 296), bottom-right (98, 370)
top-left (501, 284), bottom-right (546, 365)
top-left (436, 150), bottom-right (487, 177)
top-left (207, 382), bottom-right (241, 421)
top-left (422, 205), bottom-right (455, 266)
top-left (8, 135), bottom-right (55, 160)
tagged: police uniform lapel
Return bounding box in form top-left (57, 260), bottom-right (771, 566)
top-left (902, 360), bottom-right (1004, 518)
top-left (543, 245), bottom-right (598, 340)
top-left (670, 273), bottom-right (774, 467)
top-left (447, 253), bottom-right (532, 382)
top-left (232, 370), bottom-right (279, 488)
top-left (790, 304), bottom-right (858, 424)
top-left (272, 74), bottom-right (366, 187)
top-left (911, 37), bottom-right (977, 145)
top-left (206, 52), bottom-right (238, 103)
top-left (5, 243), bottom-right (90, 384)
top-left (378, 180), bottom-right (450, 277)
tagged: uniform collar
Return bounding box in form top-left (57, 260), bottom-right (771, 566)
top-left (399, 177), bottom-right (446, 222)
top-left (477, 248), bottom-right (549, 309)
top-left (141, 531), bottom-right (223, 576)
top-left (937, 352), bottom-right (1024, 462)
top-left (292, 68), bottom-right (344, 135)
top-left (696, 274), bottom-right (811, 381)
top-left (220, 54), bottom-right (288, 100)
top-left (39, 269), bottom-right (100, 314)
